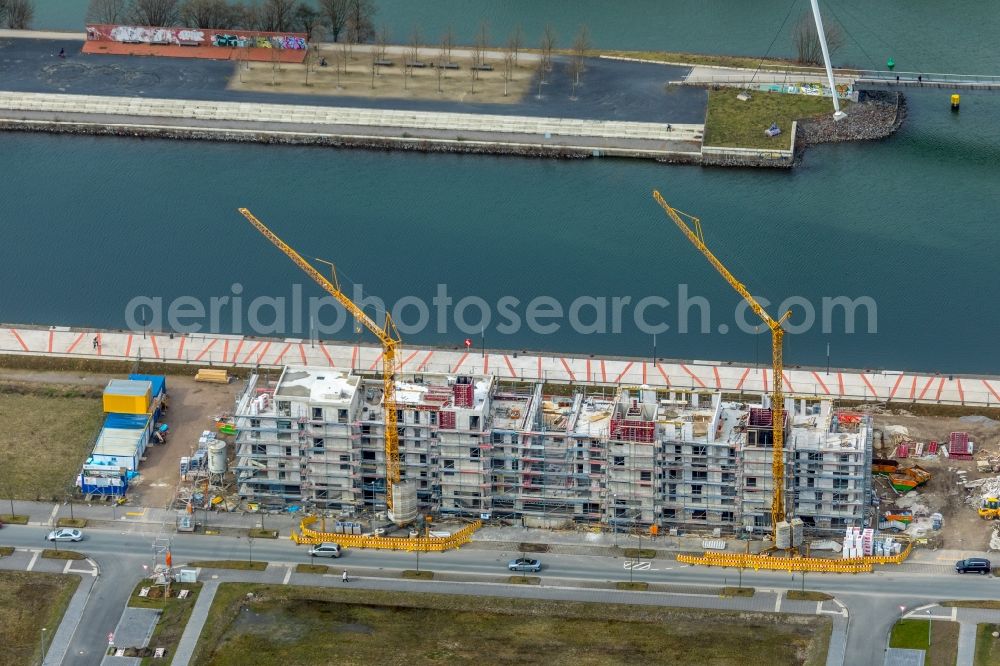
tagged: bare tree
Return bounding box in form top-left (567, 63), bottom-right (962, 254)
top-left (130, 0), bottom-right (180, 26)
top-left (540, 24), bottom-right (556, 75)
top-left (178, 0), bottom-right (234, 28)
top-left (792, 12), bottom-right (844, 66)
top-left (474, 21), bottom-right (489, 75)
top-left (345, 0), bottom-right (375, 43)
top-left (317, 0), bottom-right (348, 41)
top-left (405, 25), bottom-right (421, 90)
top-left (304, 43), bottom-right (319, 85)
top-left (502, 39), bottom-right (515, 96)
top-left (295, 3), bottom-right (320, 35)
top-left (260, 0), bottom-right (296, 32)
top-left (376, 22), bottom-right (388, 61)
top-left (470, 35), bottom-right (483, 93)
top-left (1, 0), bottom-right (33, 28)
top-left (270, 37), bottom-right (282, 86)
top-left (509, 24), bottom-right (523, 67)
top-left (86, 0), bottom-right (128, 24)
top-left (441, 25), bottom-right (454, 64)
top-left (570, 24), bottom-right (590, 97)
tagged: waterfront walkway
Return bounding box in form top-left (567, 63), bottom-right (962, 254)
top-left (2, 324), bottom-right (997, 406)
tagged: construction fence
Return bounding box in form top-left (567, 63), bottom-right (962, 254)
top-left (291, 516), bottom-right (482, 552)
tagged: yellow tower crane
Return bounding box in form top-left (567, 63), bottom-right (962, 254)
top-left (652, 192), bottom-right (791, 537)
top-left (236, 208), bottom-right (406, 521)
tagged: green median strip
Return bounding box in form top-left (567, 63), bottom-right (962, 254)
top-left (41, 549), bottom-right (85, 560)
top-left (401, 570), bottom-right (434, 580)
top-left (721, 587), bottom-right (755, 598)
top-left (787, 591), bottom-right (833, 602)
top-left (185, 560), bottom-right (267, 571)
top-left (0, 514), bottom-right (29, 525)
top-left (509, 576), bottom-right (540, 585)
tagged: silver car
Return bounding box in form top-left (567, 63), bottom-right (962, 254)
top-left (46, 528), bottom-right (83, 542)
top-left (308, 542), bottom-right (342, 558)
top-left (508, 557), bottom-right (542, 572)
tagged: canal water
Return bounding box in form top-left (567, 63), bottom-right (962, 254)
top-left (2, 3), bottom-right (998, 374)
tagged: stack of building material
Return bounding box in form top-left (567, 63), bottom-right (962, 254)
top-left (927, 440), bottom-right (939, 454)
top-left (861, 528), bottom-right (875, 556)
top-left (842, 527), bottom-right (862, 558)
top-left (196, 369), bottom-right (230, 384)
top-left (949, 432), bottom-right (974, 460)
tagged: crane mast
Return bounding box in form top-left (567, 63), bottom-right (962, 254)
top-left (236, 208), bottom-right (402, 514)
top-left (652, 192), bottom-right (791, 534)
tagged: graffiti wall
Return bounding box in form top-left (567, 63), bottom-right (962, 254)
top-left (86, 25), bottom-right (307, 50)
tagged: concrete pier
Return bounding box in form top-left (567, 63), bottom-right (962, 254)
top-left (1, 324), bottom-right (997, 407)
top-left (0, 91), bottom-right (703, 162)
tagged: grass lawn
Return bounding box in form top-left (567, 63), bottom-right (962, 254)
top-left (0, 383), bottom-right (104, 501)
top-left (721, 587), bottom-right (755, 598)
top-left (623, 548), bottom-right (656, 559)
top-left (596, 49), bottom-right (802, 71)
top-left (0, 546), bottom-right (14, 556)
top-left (294, 564), bottom-right (329, 574)
top-left (891, 619), bottom-right (931, 650)
top-left (185, 560), bottom-right (267, 571)
top-left (192, 584), bottom-right (831, 666)
top-left (927, 621), bottom-right (960, 666)
top-left (975, 624), bottom-right (1000, 666)
top-left (616, 581), bottom-right (649, 591)
top-left (127, 581), bottom-right (202, 666)
top-left (0, 571), bottom-right (80, 666)
top-left (704, 89), bottom-right (849, 149)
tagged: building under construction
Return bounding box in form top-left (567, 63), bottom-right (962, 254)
top-left (232, 366), bottom-right (873, 535)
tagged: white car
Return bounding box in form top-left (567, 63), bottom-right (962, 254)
top-left (308, 543), bottom-right (342, 558)
top-left (46, 528), bottom-right (83, 542)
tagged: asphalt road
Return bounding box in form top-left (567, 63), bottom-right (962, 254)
top-left (1, 524), bottom-right (984, 665)
top-left (0, 38), bottom-right (707, 123)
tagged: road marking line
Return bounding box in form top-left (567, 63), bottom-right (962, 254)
top-left (816, 601), bottom-right (822, 615)
top-left (63, 560), bottom-right (72, 574)
top-left (283, 566), bottom-right (293, 584)
top-left (952, 607), bottom-right (957, 621)
top-left (774, 592), bottom-right (782, 612)
top-left (26, 550), bottom-right (40, 571)
top-left (49, 504), bottom-right (59, 525)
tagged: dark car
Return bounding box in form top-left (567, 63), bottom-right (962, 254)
top-left (955, 558), bottom-right (991, 574)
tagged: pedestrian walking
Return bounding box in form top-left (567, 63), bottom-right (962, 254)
top-left (58, 48), bottom-right (65, 58)
top-left (92, 336), bottom-right (98, 350)
top-left (341, 570), bottom-right (349, 583)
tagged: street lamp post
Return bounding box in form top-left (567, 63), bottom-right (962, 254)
top-left (40, 627), bottom-right (47, 665)
top-left (927, 609), bottom-right (933, 647)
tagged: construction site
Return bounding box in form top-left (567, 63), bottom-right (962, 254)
top-left (11, 196), bottom-right (998, 571)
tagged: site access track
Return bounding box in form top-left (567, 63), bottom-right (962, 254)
top-left (2, 324), bottom-right (998, 406)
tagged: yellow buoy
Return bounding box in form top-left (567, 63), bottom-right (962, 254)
top-left (951, 94), bottom-right (961, 111)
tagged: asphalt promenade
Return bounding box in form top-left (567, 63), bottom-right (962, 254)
top-left (2, 323), bottom-right (997, 405)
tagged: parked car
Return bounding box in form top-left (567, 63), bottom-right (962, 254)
top-left (46, 528), bottom-right (83, 542)
top-left (955, 558), bottom-right (991, 574)
top-left (308, 543), bottom-right (342, 558)
top-left (508, 557), bottom-right (542, 573)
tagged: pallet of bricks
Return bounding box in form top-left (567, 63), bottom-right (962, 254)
top-left (195, 368), bottom-right (229, 384)
top-left (946, 431), bottom-right (973, 460)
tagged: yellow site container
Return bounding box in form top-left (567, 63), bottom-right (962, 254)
top-left (103, 379), bottom-right (152, 414)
